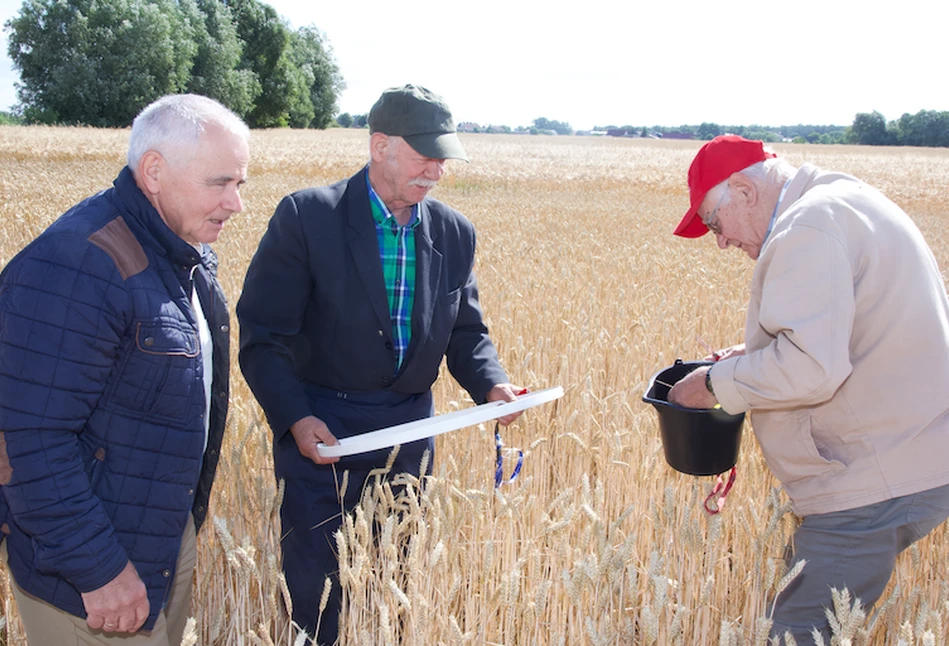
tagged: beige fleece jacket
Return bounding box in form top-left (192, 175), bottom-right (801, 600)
top-left (711, 163), bottom-right (949, 516)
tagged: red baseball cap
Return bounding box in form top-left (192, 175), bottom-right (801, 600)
top-left (674, 135), bottom-right (777, 238)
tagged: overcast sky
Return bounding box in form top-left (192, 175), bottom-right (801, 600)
top-left (1, 0), bottom-right (946, 130)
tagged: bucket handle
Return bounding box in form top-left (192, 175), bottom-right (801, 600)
top-left (703, 466), bottom-right (737, 515)
top-left (695, 338), bottom-right (735, 514)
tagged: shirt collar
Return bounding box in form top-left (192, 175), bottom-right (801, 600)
top-left (763, 179), bottom-right (792, 245)
top-left (366, 171), bottom-right (419, 228)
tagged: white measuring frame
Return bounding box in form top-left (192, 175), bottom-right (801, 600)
top-left (316, 386), bottom-right (564, 458)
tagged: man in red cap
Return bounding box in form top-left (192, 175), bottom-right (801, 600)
top-left (669, 135), bottom-right (949, 642)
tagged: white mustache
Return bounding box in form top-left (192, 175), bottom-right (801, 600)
top-left (409, 178), bottom-right (437, 188)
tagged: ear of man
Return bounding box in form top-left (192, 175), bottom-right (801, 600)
top-left (137, 150), bottom-right (165, 198)
top-left (369, 132), bottom-right (390, 164)
top-left (728, 171), bottom-right (759, 208)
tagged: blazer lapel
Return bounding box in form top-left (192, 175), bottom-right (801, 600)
top-left (345, 169), bottom-right (393, 338)
top-left (402, 200), bottom-right (442, 369)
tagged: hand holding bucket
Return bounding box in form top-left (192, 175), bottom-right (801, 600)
top-left (643, 359), bottom-right (745, 513)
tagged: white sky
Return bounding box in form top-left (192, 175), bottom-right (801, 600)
top-left (1, 0), bottom-right (947, 130)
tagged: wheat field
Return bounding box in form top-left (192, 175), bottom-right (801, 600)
top-left (1, 126), bottom-right (948, 645)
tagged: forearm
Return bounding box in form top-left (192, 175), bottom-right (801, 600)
top-left (2, 429), bottom-right (129, 591)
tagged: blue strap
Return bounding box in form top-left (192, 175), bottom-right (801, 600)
top-left (494, 422), bottom-right (524, 487)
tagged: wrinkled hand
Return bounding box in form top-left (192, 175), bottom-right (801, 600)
top-left (706, 343), bottom-right (745, 362)
top-left (81, 560), bottom-right (149, 634)
top-left (668, 367), bottom-right (718, 410)
top-left (487, 383), bottom-right (527, 426)
top-left (290, 415), bottom-right (340, 465)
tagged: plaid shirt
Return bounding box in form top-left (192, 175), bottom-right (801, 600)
top-left (367, 177), bottom-right (419, 371)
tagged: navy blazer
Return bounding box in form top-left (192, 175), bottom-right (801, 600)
top-left (238, 167), bottom-right (508, 438)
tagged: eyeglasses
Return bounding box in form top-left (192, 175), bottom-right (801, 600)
top-left (702, 189), bottom-right (726, 236)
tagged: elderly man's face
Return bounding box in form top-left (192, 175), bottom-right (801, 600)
top-left (376, 135), bottom-right (446, 211)
top-left (154, 124), bottom-right (249, 245)
top-left (700, 185), bottom-right (767, 260)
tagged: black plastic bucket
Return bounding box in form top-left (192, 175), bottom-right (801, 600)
top-left (643, 359), bottom-right (745, 476)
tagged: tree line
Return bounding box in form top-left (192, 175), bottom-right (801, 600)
top-left (847, 110), bottom-right (949, 148)
top-left (514, 114), bottom-right (949, 148)
top-left (4, 0), bottom-right (344, 129)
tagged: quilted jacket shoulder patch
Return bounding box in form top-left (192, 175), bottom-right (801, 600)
top-left (88, 217), bottom-right (149, 280)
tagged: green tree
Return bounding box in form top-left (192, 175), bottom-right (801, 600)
top-left (286, 25), bottom-right (344, 128)
top-left (847, 111), bottom-right (891, 146)
top-left (894, 110), bottom-right (949, 148)
top-left (7, 0), bottom-right (197, 126)
top-left (697, 122), bottom-right (723, 140)
top-left (187, 0), bottom-right (259, 118)
top-left (229, 0), bottom-right (293, 127)
top-left (226, 1), bottom-right (342, 129)
top-left (336, 112), bottom-right (353, 128)
top-left (5, 0), bottom-right (344, 129)
top-left (352, 113), bottom-right (368, 128)
top-left (741, 128), bottom-right (781, 143)
top-left (533, 117), bottom-right (572, 135)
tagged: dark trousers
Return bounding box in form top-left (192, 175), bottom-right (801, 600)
top-left (274, 386), bottom-right (434, 646)
top-left (771, 482), bottom-right (949, 643)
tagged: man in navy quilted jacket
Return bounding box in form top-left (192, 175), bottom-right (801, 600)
top-left (0, 94), bottom-right (248, 645)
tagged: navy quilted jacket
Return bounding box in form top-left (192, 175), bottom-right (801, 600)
top-left (0, 167), bottom-right (229, 629)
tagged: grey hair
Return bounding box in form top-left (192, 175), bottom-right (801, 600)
top-left (737, 156), bottom-right (796, 185)
top-left (707, 156), bottom-right (796, 205)
top-left (127, 94), bottom-right (250, 172)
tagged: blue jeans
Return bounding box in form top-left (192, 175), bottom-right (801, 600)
top-left (771, 483), bottom-right (949, 644)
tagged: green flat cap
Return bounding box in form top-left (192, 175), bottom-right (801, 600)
top-left (368, 84), bottom-right (468, 161)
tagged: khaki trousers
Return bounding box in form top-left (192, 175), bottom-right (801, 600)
top-left (2, 515), bottom-right (196, 646)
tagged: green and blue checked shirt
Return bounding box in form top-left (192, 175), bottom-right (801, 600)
top-left (367, 176), bottom-right (418, 371)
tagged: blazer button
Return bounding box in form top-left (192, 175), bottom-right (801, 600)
top-left (162, 569), bottom-right (171, 578)
top-left (187, 488), bottom-right (194, 496)
top-left (220, 325), bottom-right (229, 333)
top-left (144, 337), bottom-right (155, 347)
top-left (385, 342), bottom-right (393, 350)
top-left (382, 376), bottom-right (391, 384)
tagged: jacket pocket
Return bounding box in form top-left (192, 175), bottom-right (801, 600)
top-left (754, 409), bottom-right (847, 486)
top-left (107, 320), bottom-right (200, 420)
top-left (135, 321), bottom-right (199, 357)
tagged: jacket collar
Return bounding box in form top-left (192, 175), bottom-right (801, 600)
top-left (112, 166), bottom-right (207, 272)
top-left (776, 163), bottom-right (822, 222)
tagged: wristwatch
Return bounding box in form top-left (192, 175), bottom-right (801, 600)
top-left (705, 366), bottom-right (715, 395)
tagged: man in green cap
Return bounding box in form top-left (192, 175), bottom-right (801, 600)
top-left (237, 84), bottom-right (524, 644)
